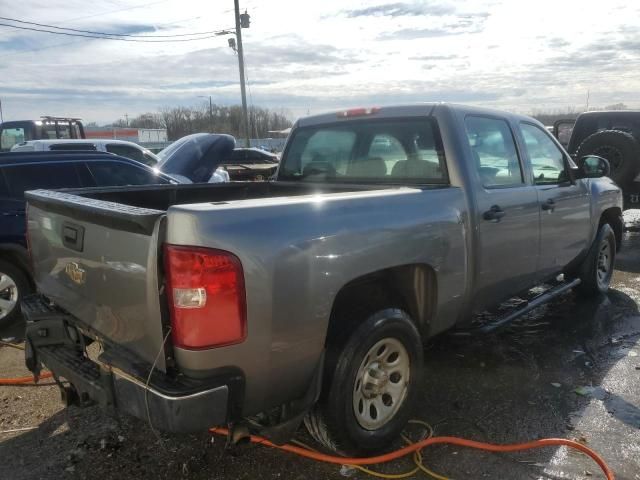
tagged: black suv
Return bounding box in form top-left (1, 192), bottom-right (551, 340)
top-left (556, 111), bottom-right (640, 209)
top-left (0, 152), bottom-right (174, 325)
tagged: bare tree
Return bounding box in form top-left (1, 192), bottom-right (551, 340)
top-left (149, 103), bottom-right (291, 140)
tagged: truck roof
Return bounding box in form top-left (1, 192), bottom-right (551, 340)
top-left (295, 103), bottom-right (542, 128)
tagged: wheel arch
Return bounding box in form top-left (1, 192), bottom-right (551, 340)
top-left (599, 207), bottom-right (623, 252)
top-left (0, 244), bottom-right (33, 289)
top-left (325, 263), bottom-right (437, 346)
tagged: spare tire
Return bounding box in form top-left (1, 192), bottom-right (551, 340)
top-left (575, 129), bottom-right (640, 187)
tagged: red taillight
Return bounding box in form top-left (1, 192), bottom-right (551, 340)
top-left (163, 244), bottom-right (246, 349)
top-left (337, 107), bottom-right (380, 118)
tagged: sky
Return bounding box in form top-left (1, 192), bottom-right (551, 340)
top-left (0, 0), bottom-right (639, 124)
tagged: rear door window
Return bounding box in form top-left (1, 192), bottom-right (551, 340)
top-left (465, 116), bottom-right (523, 187)
top-left (106, 144), bottom-right (146, 163)
top-left (2, 163), bottom-right (82, 198)
top-left (86, 161), bottom-right (167, 186)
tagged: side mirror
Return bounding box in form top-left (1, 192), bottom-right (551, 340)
top-left (578, 155), bottom-right (610, 179)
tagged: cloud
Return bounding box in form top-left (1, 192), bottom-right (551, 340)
top-left (98, 23), bottom-right (157, 35)
top-left (409, 54), bottom-right (458, 61)
top-left (341, 1), bottom-right (455, 18)
top-left (377, 12), bottom-right (488, 39)
top-left (547, 37), bottom-right (571, 48)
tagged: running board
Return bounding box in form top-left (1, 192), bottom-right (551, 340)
top-left (452, 278), bottom-right (581, 336)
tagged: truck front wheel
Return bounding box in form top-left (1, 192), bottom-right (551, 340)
top-left (0, 259), bottom-right (31, 327)
top-left (575, 223), bottom-right (616, 296)
top-left (304, 308), bottom-right (423, 454)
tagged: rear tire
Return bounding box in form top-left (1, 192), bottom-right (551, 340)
top-left (575, 224), bottom-right (616, 297)
top-left (304, 308), bottom-right (423, 455)
top-left (0, 259), bottom-right (31, 328)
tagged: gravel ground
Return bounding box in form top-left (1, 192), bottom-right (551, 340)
top-left (1, 221), bottom-right (639, 480)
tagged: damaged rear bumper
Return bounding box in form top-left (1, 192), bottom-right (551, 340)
top-left (22, 294), bottom-right (239, 433)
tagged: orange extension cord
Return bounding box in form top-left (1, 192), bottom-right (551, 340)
top-left (0, 371), bottom-right (615, 479)
top-left (210, 427), bottom-right (615, 480)
top-left (0, 372), bottom-right (53, 385)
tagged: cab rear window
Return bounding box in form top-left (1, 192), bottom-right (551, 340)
top-left (279, 118), bottom-right (447, 184)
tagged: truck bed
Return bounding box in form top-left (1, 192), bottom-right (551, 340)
top-left (24, 181), bottom-right (427, 371)
top-left (60, 181), bottom-right (386, 210)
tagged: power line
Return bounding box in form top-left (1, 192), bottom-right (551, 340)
top-left (0, 15), bottom-right (214, 58)
top-left (0, 15), bottom-right (229, 38)
top-left (56, 0), bottom-right (171, 24)
top-left (0, 22), bottom-right (234, 42)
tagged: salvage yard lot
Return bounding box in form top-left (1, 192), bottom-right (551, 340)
top-left (1, 230), bottom-right (639, 480)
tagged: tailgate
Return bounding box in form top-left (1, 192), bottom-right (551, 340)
top-left (26, 189), bottom-right (168, 370)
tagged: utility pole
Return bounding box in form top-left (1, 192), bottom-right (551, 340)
top-left (208, 95), bottom-right (213, 131)
top-left (234, 0), bottom-right (250, 147)
top-left (198, 95), bottom-right (214, 132)
top-left (0, 98), bottom-right (4, 124)
top-left (586, 90), bottom-right (590, 111)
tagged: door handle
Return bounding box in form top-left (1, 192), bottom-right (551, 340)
top-left (483, 205), bottom-right (506, 222)
top-left (541, 199), bottom-right (556, 211)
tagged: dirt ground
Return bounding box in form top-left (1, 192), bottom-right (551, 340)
top-left (1, 222), bottom-right (639, 479)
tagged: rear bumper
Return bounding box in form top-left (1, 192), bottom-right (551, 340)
top-left (22, 295), bottom-right (238, 433)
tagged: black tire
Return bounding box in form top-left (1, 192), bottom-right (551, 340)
top-left (575, 130), bottom-right (640, 187)
top-left (304, 308), bottom-right (423, 455)
top-left (0, 259), bottom-right (31, 328)
top-left (575, 224), bottom-right (616, 297)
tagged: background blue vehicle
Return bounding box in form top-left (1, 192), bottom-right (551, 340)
top-left (0, 151), bottom-right (175, 325)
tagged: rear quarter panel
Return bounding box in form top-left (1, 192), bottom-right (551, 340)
top-left (165, 187), bottom-right (467, 415)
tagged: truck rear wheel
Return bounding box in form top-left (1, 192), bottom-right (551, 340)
top-left (575, 223), bottom-right (616, 297)
top-left (304, 308), bottom-right (423, 454)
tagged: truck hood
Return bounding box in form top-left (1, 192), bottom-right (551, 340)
top-left (156, 133), bottom-right (235, 183)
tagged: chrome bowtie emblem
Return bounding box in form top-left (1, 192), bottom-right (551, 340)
top-left (65, 262), bottom-right (86, 285)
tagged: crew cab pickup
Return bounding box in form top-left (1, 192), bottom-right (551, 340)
top-left (23, 104), bottom-right (622, 454)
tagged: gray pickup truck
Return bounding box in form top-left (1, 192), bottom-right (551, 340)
top-left (23, 104), bottom-right (622, 454)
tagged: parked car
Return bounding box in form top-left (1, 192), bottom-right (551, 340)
top-left (221, 148), bottom-right (279, 181)
top-left (0, 152), bottom-right (176, 325)
top-left (0, 117), bottom-right (85, 152)
top-left (23, 104), bottom-right (622, 455)
top-left (554, 111), bottom-right (640, 209)
top-left (11, 139), bottom-right (160, 167)
top-left (229, 147), bottom-right (279, 163)
top-left (156, 133), bottom-right (236, 183)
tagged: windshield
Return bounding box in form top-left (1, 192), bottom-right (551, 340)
top-left (278, 118), bottom-right (447, 184)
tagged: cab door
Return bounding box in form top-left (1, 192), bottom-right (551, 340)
top-left (465, 115), bottom-right (541, 311)
top-left (517, 122), bottom-right (591, 279)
